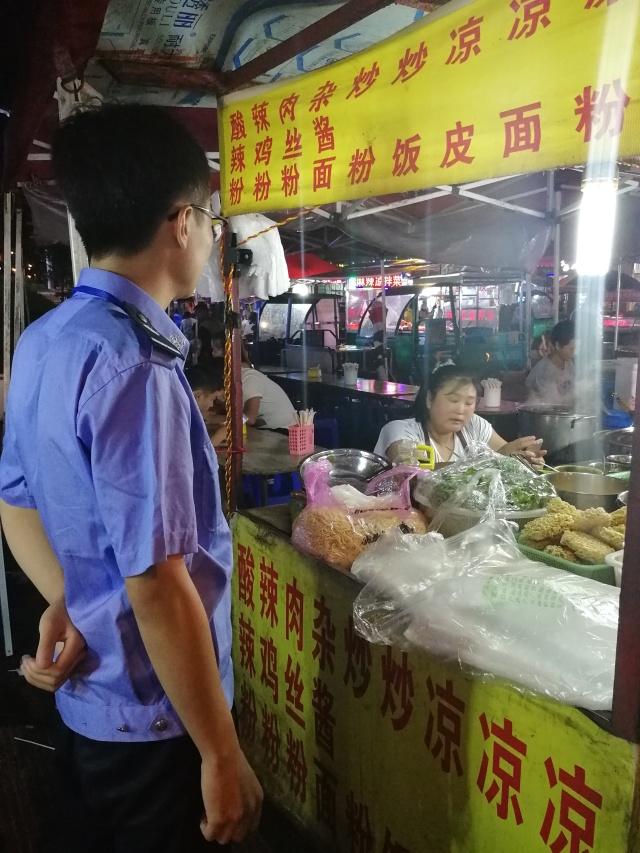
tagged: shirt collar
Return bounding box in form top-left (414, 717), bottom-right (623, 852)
top-left (76, 268), bottom-right (190, 358)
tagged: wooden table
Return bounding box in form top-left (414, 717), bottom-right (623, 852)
top-left (214, 426), bottom-right (323, 476)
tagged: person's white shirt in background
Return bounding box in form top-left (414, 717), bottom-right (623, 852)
top-left (241, 368), bottom-right (297, 430)
top-left (374, 414), bottom-right (493, 462)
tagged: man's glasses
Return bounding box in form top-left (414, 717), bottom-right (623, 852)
top-left (167, 204), bottom-right (227, 227)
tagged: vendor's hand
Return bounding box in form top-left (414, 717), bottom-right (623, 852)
top-left (20, 598), bottom-right (86, 692)
top-left (210, 425), bottom-right (228, 447)
top-left (200, 746), bottom-right (263, 843)
top-left (499, 436), bottom-right (547, 465)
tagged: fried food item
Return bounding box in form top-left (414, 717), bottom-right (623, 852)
top-left (569, 507), bottom-right (611, 532)
top-left (593, 526), bottom-right (625, 550)
top-left (560, 530), bottom-right (614, 564)
top-left (544, 544), bottom-right (578, 562)
top-left (609, 506), bottom-right (627, 527)
top-left (521, 512), bottom-right (576, 543)
top-left (520, 535), bottom-right (554, 550)
top-left (546, 497), bottom-right (578, 517)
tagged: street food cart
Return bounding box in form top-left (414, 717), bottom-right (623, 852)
top-left (217, 0), bottom-right (640, 850)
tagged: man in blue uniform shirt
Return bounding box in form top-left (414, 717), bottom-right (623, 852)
top-left (0, 104), bottom-right (262, 851)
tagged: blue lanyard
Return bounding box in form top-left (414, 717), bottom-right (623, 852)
top-left (72, 284), bottom-right (126, 309)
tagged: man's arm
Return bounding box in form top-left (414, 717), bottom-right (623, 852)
top-left (0, 500), bottom-right (85, 690)
top-left (125, 555), bottom-right (263, 844)
top-left (0, 501), bottom-right (63, 603)
top-left (243, 396), bottom-right (262, 426)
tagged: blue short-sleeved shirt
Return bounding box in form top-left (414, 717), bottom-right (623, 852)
top-left (0, 269), bottom-right (233, 742)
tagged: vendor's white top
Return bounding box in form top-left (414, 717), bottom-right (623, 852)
top-left (241, 368), bottom-right (297, 430)
top-left (374, 415), bottom-right (493, 462)
top-left (525, 356), bottom-right (574, 405)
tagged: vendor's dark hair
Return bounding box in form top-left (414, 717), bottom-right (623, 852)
top-left (414, 365), bottom-right (478, 423)
top-left (52, 103), bottom-right (210, 259)
top-left (187, 359), bottom-right (224, 393)
top-left (550, 319), bottom-right (575, 348)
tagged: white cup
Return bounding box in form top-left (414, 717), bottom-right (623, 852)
top-left (343, 363), bottom-right (359, 384)
top-left (484, 386), bottom-right (501, 408)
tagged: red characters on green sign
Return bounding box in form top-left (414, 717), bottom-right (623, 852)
top-left (425, 676), bottom-right (466, 776)
top-left (540, 759), bottom-right (603, 853)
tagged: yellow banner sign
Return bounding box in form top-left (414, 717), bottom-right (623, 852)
top-left (231, 513), bottom-right (637, 853)
top-left (219, 0), bottom-right (640, 214)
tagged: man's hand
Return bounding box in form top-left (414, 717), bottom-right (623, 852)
top-left (200, 747), bottom-right (263, 844)
top-left (20, 598), bottom-right (86, 692)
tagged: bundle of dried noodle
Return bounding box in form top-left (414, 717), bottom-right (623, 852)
top-left (560, 531), bottom-right (614, 565)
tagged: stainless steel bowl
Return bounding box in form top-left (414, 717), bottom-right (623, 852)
top-left (299, 449), bottom-right (392, 487)
top-left (605, 454), bottom-right (633, 470)
top-left (544, 472), bottom-right (624, 512)
top-left (618, 490), bottom-right (628, 506)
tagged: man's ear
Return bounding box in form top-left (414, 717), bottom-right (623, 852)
top-left (169, 205), bottom-right (193, 249)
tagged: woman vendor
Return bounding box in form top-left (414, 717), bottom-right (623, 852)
top-left (374, 365), bottom-right (545, 464)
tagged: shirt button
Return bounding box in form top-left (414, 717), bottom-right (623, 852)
top-left (152, 718), bottom-right (169, 733)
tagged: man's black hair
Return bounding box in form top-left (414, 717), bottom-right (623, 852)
top-left (52, 103), bottom-right (210, 259)
top-left (550, 319), bottom-right (575, 348)
top-left (186, 360), bottom-right (224, 394)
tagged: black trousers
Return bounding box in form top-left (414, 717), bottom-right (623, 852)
top-left (48, 714), bottom-right (219, 853)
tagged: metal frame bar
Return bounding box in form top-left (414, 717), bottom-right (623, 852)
top-left (453, 188), bottom-right (547, 219)
top-left (559, 179), bottom-right (639, 219)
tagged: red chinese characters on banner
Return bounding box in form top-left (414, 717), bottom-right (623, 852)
top-left (284, 655), bottom-right (305, 728)
top-left (230, 110), bottom-right (246, 141)
top-left (260, 636), bottom-right (278, 704)
top-left (508, 0), bottom-right (551, 41)
top-left (253, 172), bottom-right (271, 202)
top-left (575, 79), bottom-right (630, 143)
top-left (346, 792), bottom-right (374, 853)
top-left (309, 80), bottom-right (338, 113)
top-left (315, 759), bottom-right (338, 836)
top-left (382, 829), bottom-right (411, 853)
top-left (283, 127), bottom-right (303, 159)
top-left (237, 682), bottom-right (257, 743)
top-left (285, 577), bottom-right (304, 651)
top-left (348, 146), bottom-right (376, 185)
top-left (281, 164), bottom-right (300, 198)
top-left (238, 613), bottom-right (256, 678)
top-left (313, 158), bottom-right (335, 192)
top-left (585, 0), bottom-right (619, 7)
top-left (259, 556), bottom-right (278, 626)
top-left (380, 648), bottom-right (414, 731)
top-left (312, 678), bottom-right (336, 759)
top-left (254, 137), bottom-right (273, 166)
top-left (425, 677), bottom-right (466, 776)
top-left (251, 101), bottom-right (270, 133)
top-left (344, 616), bottom-right (372, 698)
top-left (540, 759), bottom-right (603, 853)
top-left (286, 730), bottom-right (307, 803)
top-left (230, 144), bottom-right (245, 174)
top-left (346, 62), bottom-right (380, 99)
top-left (477, 713), bottom-right (528, 825)
top-left (313, 116), bottom-right (336, 154)
top-left (312, 596), bottom-right (336, 672)
top-left (237, 543), bottom-right (255, 609)
top-left (392, 41), bottom-right (428, 84)
top-left (229, 177), bottom-right (244, 207)
top-left (392, 134), bottom-right (422, 176)
top-left (441, 122), bottom-right (475, 168)
top-left (279, 93), bottom-right (299, 124)
top-left (446, 16), bottom-right (484, 65)
top-left (500, 102), bottom-right (542, 157)
top-left (261, 706), bottom-right (280, 771)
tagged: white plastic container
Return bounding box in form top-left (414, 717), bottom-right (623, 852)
top-left (614, 358), bottom-right (637, 408)
top-left (343, 362), bottom-right (359, 384)
top-left (481, 378), bottom-right (502, 408)
top-left (605, 549), bottom-right (624, 587)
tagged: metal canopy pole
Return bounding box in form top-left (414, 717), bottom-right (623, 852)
top-left (614, 261), bottom-right (623, 353)
top-left (553, 189), bottom-right (561, 324)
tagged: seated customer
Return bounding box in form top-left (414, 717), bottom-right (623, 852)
top-left (374, 364), bottom-right (545, 464)
top-left (241, 356), bottom-right (297, 430)
top-left (525, 320), bottom-right (575, 405)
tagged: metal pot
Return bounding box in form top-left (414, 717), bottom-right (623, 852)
top-left (544, 472), bottom-right (623, 512)
top-left (518, 406), bottom-right (597, 456)
top-left (597, 427), bottom-right (634, 458)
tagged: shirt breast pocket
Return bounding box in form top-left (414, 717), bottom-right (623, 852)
top-left (199, 440), bottom-right (222, 533)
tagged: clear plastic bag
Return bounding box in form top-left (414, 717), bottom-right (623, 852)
top-left (352, 519), bottom-right (619, 710)
top-left (292, 460), bottom-right (428, 572)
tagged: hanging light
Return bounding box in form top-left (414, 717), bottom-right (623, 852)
top-left (575, 166), bottom-right (618, 277)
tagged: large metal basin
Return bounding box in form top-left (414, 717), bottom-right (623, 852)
top-left (544, 471), bottom-right (623, 512)
top-left (518, 406), bottom-right (597, 456)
